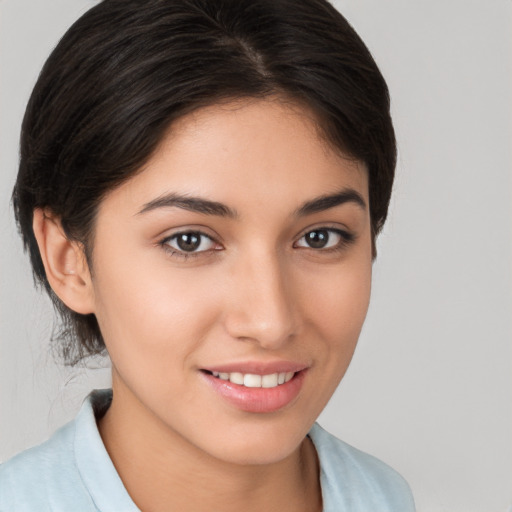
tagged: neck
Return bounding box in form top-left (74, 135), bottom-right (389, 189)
top-left (97, 382), bottom-right (322, 512)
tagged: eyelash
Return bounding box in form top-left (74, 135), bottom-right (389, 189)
top-left (159, 227), bottom-right (355, 260)
top-left (159, 231), bottom-right (220, 260)
top-left (294, 227), bottom-right (355, 252)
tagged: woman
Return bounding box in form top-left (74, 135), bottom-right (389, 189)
top-left (0, 0), bottom-right (415, 510)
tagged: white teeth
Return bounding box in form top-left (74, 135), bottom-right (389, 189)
top-left (229, 372), bottom-right (244, 385)
top-left (211, 371), bottom-right (296, 388)
top-left (243, 374), bottom-right (262, 387)
top-left (261, 373), bottom-right (278, 388)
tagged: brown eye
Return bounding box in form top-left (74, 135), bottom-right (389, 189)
top-left (176, 232), bottom-right (201, 251)
top-left (304, 230), bottom-right (330, 249)
top-left (295, 228), bottom-right (352, 250)
top-left (165, 231), bottom-right (216, 253)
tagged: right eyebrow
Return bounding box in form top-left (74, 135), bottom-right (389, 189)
top-left (137, 193), bottom-right (239, 218)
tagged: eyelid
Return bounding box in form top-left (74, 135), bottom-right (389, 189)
top-left (158, 228), bottom-right (223, 258)
top-left (294, 223), bottom-right (352, 239)
top-left (293, 225), bottom-right (355, 250)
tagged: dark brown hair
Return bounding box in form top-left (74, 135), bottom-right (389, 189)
top-left (13, 0), bottom-right (396, 364)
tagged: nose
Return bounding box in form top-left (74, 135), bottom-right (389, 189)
top-left (223, 250), bottom-right (298, 349)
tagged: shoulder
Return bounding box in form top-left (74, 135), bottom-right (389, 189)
top-left (0, 415), bottom-right (98, 511)
top-left (309, 423), bottom-right (415, 512)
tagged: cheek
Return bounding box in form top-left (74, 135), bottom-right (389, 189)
top-left (323, 269), bottom-right (371, 332)
top-left (301, 257), bottom-right (372, 346)
top-left (288, 253), bottom-right (372, 425)
top-left (91, 250), bottom-right (221, 372)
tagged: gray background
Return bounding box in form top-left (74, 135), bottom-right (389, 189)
top-left (1, 1), bottom-right (511, 511)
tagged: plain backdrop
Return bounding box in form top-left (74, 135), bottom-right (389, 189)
top-left (1, 1), bottom-right (511, 511)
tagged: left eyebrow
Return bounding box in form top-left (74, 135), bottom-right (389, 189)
top-left (295, 189), bottom-right (367, 217)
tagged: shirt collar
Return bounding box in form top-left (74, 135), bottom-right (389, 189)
top-left (74, 389), bottom-right (140, 512)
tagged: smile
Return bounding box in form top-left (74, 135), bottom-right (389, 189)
top-left (210, 371), bottom-right (295, 388)
top-left (201, 365), bottom-right (307, 413)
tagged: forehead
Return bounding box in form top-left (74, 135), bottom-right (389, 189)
top-left (98, 98), bottom-right (368, 218)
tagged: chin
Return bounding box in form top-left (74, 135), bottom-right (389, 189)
top-left (211, 438), bottom-right (303, 466)
top-left (191, 415), bottom-right (313, 467)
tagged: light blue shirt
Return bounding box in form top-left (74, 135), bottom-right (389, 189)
top-left (0, 389), bottom-right (415, 511)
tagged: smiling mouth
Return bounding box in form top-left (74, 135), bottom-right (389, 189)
top-left (204, 370), bottom-right (296, 388)
top-left (201, 368), bottom-right (306, 413)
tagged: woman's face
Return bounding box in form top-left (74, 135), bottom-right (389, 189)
top-left (89, 98), bottom-right (372, 465)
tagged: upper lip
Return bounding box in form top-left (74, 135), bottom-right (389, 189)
top-left (201, 360), bottom-right (309, 375)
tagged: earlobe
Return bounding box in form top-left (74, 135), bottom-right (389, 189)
top-left (32, 208), bottom-right (95, 315)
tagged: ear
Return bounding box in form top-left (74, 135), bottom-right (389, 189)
top-left (33, 208), bottom-right (95, 315)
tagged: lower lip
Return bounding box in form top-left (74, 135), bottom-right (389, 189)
top-left (202, 370), bottom-right (306, 413)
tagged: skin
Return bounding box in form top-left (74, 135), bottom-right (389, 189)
top-left (34, 98), bottom-right (373, 512)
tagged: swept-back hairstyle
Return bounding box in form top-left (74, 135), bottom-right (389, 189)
top-left (13, 0), bottom-right (395, 364)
